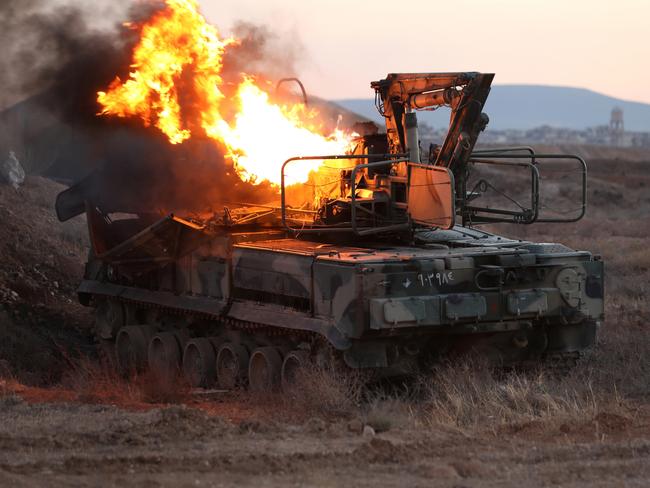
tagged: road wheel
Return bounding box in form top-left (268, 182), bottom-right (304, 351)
top-left (148, 332), bottom-right (182, 382)
top-left (248, 347), bottom-right (282, 393)
top-left (216, 343), bottom-right (249, 390)
top-left (281, 350), bottom-right (311, 392)
top-left (183, 338), bottom-right (217, 388)
top-left (115, 325), bottom-right (156, 376)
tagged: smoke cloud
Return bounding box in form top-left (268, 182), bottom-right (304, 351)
top-left (223, 21), bottom-right (304, 83)
top-left (0, 0), bottom-right (165, 122)
top-left (0, 0), bottom-right (311, 214)
top-left (0, 0), bottom-right (308, 126)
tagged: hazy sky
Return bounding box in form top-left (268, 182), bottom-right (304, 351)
top-left (202, 0), bottom-right (649, 103)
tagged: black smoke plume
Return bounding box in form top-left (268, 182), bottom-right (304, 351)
top-left (0, 0), bottom-right (164, 119)
top-left (0, 1), bottom-right (302, 216)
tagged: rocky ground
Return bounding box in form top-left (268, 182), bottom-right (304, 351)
top-left (0, 177), bottom-right (91, 384)
top-left (0, 152), bottom-right (649, 487)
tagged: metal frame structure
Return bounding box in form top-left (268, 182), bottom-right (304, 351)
top-left (280, 153), bottom-right (409, 235)
top-left (279, 147), bottom-right (586, 232)
top-left (463, 148), bottom-right (587, 225)
top-left (275, 78), bottom-right (309, 106)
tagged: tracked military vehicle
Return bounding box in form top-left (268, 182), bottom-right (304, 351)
top-left (56, 72), bottom-right (604, 391)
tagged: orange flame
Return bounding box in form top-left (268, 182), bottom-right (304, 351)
top-left (98, 0), bottom-right (353, 186)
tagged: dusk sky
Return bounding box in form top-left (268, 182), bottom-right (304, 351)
top-left (203, 0), bottom-right (649, 103)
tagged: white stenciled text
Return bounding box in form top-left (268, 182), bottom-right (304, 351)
top-left (417, 271), bottom-right (454, 287)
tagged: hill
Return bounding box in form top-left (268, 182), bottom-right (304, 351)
top-left (336, 85), bottom-right (650, 131)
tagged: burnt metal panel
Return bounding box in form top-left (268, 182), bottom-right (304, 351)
top-left (78, 280), bottom-right (228, 316)
top-left (99, 214), bottom-right (209, 266)
top-left (227, 302), bottom-right (350, 350)
top-left (196, 259), bottom-right (226, 298)
top-left (232, 247), bottom-right (312, 299)
top-left (236, 238), bottom-right (368, 256)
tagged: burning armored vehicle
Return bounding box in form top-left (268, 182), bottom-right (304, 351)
top-left (49, 0), bottom-right (604, 390)
top-left (55, 3), bottom-right (604, 391)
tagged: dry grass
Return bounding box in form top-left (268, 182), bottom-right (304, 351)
top-left (414, 318), bottom-right (649, 432)
top-left (61, 355), bottom-right (191, 406)
top-left (24, 220), bottom-right (650, 436)
top-left (361, 395), bottom-right (414, 432)
top-left (363, 332), bottom-right (645, 433)
top-left (411, 210), bottom-right (650, 432)
top-left (286, 249), bottom-right (648, 433)
top-left (417, 362), bottom-right (602, 429)
top-left (4, 160), bottom-right (648, 440)
top-left (465, 171), bottom-right (650, 432)
top-left (280, 364), bottom-right (367, 419)
top-left (251, 300), bottom-right (649, 433)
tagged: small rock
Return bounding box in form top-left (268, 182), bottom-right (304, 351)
top-left (362, 425), bottom-right (376, 437)
top-left (53, 281), bottom-right (59, 289)
top-left (0, 151), bottom-right (25, 189)
top-left (347, 418), bottom-right (363, 434)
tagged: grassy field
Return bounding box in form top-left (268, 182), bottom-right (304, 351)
top-left (0, 155), bottom-right (649, 486)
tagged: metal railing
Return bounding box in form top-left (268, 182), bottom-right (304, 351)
top-left (466, 147), bottom-right (587, 224)
top-left (280, 153), bottom-right (408, 235)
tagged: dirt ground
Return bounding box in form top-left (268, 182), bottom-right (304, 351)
top-left (0, 393), bottom-right (649, 488)
top-left (0, 176), bottom-right (92, 384)
top-left (1, 151), bottom-right (650, 487)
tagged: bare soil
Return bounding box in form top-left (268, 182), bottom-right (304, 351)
top-left (0, 392), bottom-right (649, 488)
top-left (1, 153), bottom-right (650, 487)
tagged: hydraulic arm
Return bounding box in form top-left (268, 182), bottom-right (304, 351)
top-left (371, 72), bottom-right (494, 185)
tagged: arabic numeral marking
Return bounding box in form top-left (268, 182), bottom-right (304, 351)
top-left (415, 271), bottom-right (456, 287)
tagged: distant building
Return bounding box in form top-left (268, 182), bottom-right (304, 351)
top-left (417, 105), bottom-right (650, 148)
top-left (610, 106), bottom-right (624, 132)
top-left (609, 107), bottom-right (624, 146)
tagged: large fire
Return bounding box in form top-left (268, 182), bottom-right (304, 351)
top-left (97, 0), bottom-right (353, 186)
